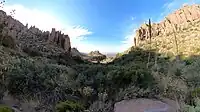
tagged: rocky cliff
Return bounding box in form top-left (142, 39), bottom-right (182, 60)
top-left (135, 4), bottom-right (200, 45)
top-left (48, 28), bottom-right (71, 52)
top-left (0, 10), bottom-right (71, 57)
top-left (134, 4), bottom-right (200, 57)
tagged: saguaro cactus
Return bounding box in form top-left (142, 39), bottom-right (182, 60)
top-left (166, 17), bottom-right (179, 56)
top-left (147, 19), bottom-right (152, 68)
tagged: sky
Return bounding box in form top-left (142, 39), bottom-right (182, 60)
top-left (1, 0), bottom-right (200, 53)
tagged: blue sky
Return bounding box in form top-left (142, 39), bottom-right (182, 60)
top-left (2, 0), bottom-right (200, 53)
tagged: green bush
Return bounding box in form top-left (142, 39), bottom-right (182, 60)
top-left (115, 52), bottom-right (124, 58)
top-left (182, 58), bottom-right (200, 87)
top-left (56, 100), bottom-right (84, 112)
top-left (5, 57), bottom-right (76, 104)
top-left (0, 105), bottom-right (12, 112)
top-left (88, 101), bottom-right (112, 112)
top-left (115, 86), bottom-right (154, 101)
top-left (191, 88), bottom-right (200, 98)
top-left (184, 98), bottom-right (200, 112)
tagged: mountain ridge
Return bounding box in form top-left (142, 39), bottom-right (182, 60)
top-left (131, 4), bottom-right (200, 58)
top-left (135, 4), bottom-right (200, 45)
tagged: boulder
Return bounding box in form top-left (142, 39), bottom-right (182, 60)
top-left (114, 98), bottom-right (180, 112)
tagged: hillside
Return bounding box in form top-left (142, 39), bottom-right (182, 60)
top-left (135, 4), bottom-right (200, 58)
top-left (1, 3), bottom-right (200, 112)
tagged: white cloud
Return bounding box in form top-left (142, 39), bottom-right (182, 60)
top-left (120, 29), bottom-right (136, 51)
top-left (131, 16), bottom-right (136, 21)
top-left (2, 4), bottom-right (64, 31)
top-left (2, 3), bottom-right (94, 52)
top-left (63, 26), bottom-right (92, 39)
top-left (71, 34), bottom-right (136, 53)
top-left (118, 19), bottom-right (142, 53)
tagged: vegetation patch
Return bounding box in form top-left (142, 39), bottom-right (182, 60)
top-left (0, 105), bottom-right (12, 112)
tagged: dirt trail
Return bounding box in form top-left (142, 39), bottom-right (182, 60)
top-left (114, 98), bottom-right (180, 112)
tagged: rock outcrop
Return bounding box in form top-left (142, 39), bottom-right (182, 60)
top-left (88, 51), bottom-right (104, 57)
top-left (48, 28), bottom-right (71, 53)
top-left (88, 51), bottom-right (107, 62)
top-left (133, 4), bottom-right (200, 57)
top-left (135, 4), bottom-right (200, 45)
top-left (0, 10), bottom-right (71, 56)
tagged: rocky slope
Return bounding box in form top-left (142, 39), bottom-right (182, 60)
top-left (135, 4), bottom-right (200, 42)
top-left (134, 4), bottom-right (200, 57)
top-left (71, 47), bottom-right (83, 57)
top-left (0, 10), bottom-right (71, 57)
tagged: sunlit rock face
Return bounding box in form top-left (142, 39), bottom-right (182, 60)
top-left (135, 4), bottom-right (200, 44)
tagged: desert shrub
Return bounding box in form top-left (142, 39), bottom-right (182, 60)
top-left (191, 88), bottom-right (200, 98)
top-left (182, 58), bottom-right (200, 88)
top-left (186, 88), bottom-right (200, 106)
top-left (82, 87), bottom-right (94, 97)
top-left (183, 98), bottom-right (200, 112)
top-left (56, 100), bottom-right (84, 112)
top-left (184, 59), bottom-right (193, 65)
top-left (152, 60), bottom-right (188, 100)
top-left (107, 66), bottom-right (155, 89)
top-left (0, 105), bottom-right (12, 112)
top-left (5, 57), bottom-right (77, 104)
top-left (74, 62), bottom-right (156, 105)
top-left (106, 69), bottom-right (135, 87)
top-left (1, 35), bottom-right (16, 49)
top-left (72, 55), bottom-right (86, 64)
top-left (79, 86), bottom-right (95, 105)
top-left (73, 48), bottom-right (160, 107)
top-left (75, 65), bottom-right (108, 88)
top-left (115, 86), bottom-right (155, 101)
top-left (74, 66), bottom-right (108, 104)
top-left (115, 52), bottom-right (124, 58)
top-left (167, 61), bottom-right (185, 76)
top-left (88, 101), bottom-right (113, 112)
top-left (157, 74), bottom-right (187, 100)
top-left (22, 47), bottom-right (43, 57)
